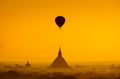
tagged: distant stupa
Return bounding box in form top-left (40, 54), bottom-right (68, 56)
top-left (50, 47), bottom-right (71, 69)
top-left (25, 61), bottom-right (31, 67)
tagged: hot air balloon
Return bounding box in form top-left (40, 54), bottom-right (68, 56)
top-left (55, 16), bottom-right (65, 29)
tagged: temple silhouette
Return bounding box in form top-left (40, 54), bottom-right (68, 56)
top-left (25, 61), bottom-right (31, 67)
top-left (50, 47), bottom-right (71, 69)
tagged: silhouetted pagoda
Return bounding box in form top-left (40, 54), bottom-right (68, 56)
top-left (25, 61), bottom-right (31, 67)
top-left (50, 47), bottom-right (71, 69)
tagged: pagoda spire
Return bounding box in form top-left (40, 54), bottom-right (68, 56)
top-left (58, 47), bottom-right (62, 57)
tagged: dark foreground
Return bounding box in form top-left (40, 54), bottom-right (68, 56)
top-left (0, 70), bottom-right (120, 79)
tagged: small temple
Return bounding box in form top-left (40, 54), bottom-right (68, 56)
top-left (50, 47), bottom-right (71, 69)
top-left (25, 61), bottom-right (31, 67)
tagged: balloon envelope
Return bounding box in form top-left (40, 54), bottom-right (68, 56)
top-left (55, 16), bottom-right (65, 28)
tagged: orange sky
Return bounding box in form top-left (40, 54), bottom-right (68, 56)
top-left (0, 0), bottom-right (120, 63)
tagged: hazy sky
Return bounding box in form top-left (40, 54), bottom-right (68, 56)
top-left (0, 0), bottom-right (120, 63)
